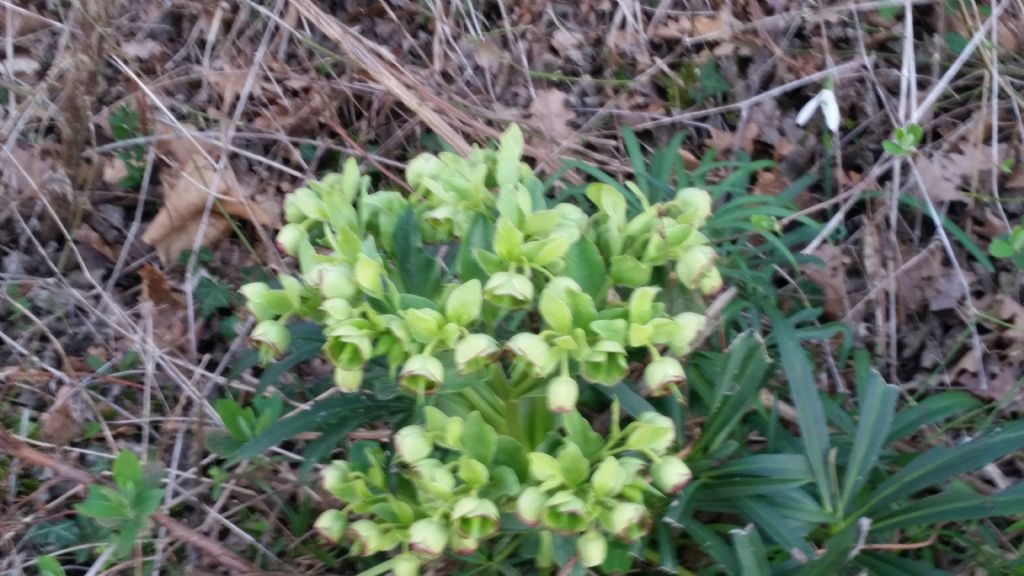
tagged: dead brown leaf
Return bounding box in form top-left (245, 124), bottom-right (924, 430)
top-left (913, 145), bottom-right (1005, 203)
top-left (705, 124), bottom-right (759, 154)
top-left (74, 224), bottom-right (117, 262)
top-left (530, 89), bottom-right (576, 142)
top-left (40, 385), bottom-right (88, 446)
top-left (141, 154), bottom-right (274, 264)
top-left (139, 264), bottom-right (190, 350)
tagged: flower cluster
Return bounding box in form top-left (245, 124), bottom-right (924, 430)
top-left (241, 125), bottom-right (718, 408)
top-left (314, 408), bottom-right (691, 574)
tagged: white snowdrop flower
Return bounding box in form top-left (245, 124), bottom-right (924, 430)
top-left (796, 88), bottom-right (840, 134)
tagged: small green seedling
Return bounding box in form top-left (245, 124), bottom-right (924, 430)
top-left (882, 123), bottom-right (923, 156)
top-left (988, 224), bottom-right (1024, 267)
top-left (74, 451), bottom-right (163, 558)
top-left (35, 556), bottom-right (66, 576)
top-left (207, 394), bottom-right (283, 456)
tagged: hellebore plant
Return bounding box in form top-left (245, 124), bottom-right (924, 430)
top-left (242, 124), bottom-right (717, 574)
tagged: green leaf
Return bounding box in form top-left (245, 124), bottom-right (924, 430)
top-left (858, 420), bottom-right (1024, 516)
top-left (700, 477), bottom-right (810, 498)
top-left (796, 519), bottom-right (860, 576)
top-left (462, 412), bottom-right (498, 464)
top-left (112, 451), bottom-right (143, 492)
top-left (596, 382), bottom-right (656, 418)
top-left (882, 140), bottom-right (905, 156)
top-left (696, 332), bottom-right (771, 453)
top-left (195, 276), bottom-right (240, 318)
top-left (989, 237), bottom-right (1015, 259)
top-left (494, 436), bottom-right (530, 481)
top-left (228, 395), bottom-right (411, 465)
top-left (392, 207), bottom-right (441, 298)
top-left (704, 454), bottom-right (813, 482)
top-left (496, 124), bottom-right (524, 192)
top-left (898, 195), bottom-right (995, 273)
top-left (134, 488), bottom-right (164, 517)
top-left (888, 391), bottom-right (981, 442)
top-left (563, 236), bottom-right (607, 303)
top-left (678, 515), bottom-right (740, 575)
top-left (735, 497), bottom-right (814, 557)
top-left (562, 411), bottom-right (605, 461)
top-left (457, 215), bottom-right (493, 283)
top-left (36, 556), bottom-right (66, 576)
top-left (840, 361), bottom-right (898, 512)
top-left (75, 486), bottom-right (129, 520)
top-left (873, 483), bottom-right (1024, 532)
top-left (556, 442), bottom-right (590, 488)
top-left (856, 552), bottom-right (952, 576)
top-left (729, 525), bottom-right (770, 576)
top-left (214, 398), bottom-right (253, 441)
top-left (769, 309), bottom-right (835, 513)
top-left (258, 322), bottom-right (325, 391)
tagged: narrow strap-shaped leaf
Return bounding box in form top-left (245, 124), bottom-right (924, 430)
top-left (735, 496), bottom-right (814, 557)
top-left (769, 309), bottom-right (835, 513)
top-left (596, 381), bottom-right (656, 418)
top-left (702, 454), bottom-right (813, 482)
top-left (696, 332), bottom-right (772, 454)
top-left (887, 391), bottom-right (982, 442)
top-left (858, 420), bottom-right (1024, 516)
top-left (840, 366), bottom-right (899, 512)
top-left (795, 519), bottom-right (861, 576)
top-left (678, 515), bottom-right (740, 575)
top-left (729, 525), bottom-right (771, 576)
top-left (855, 552), bottom-right (952, 576)
top-left (873, 483), bottom-right (1024, 532)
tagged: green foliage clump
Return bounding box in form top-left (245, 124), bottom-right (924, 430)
top-left (239, 124), bottom-right (720, 573)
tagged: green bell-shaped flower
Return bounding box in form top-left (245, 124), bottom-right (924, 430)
top-left (399, 354), bottom-right (445, 394)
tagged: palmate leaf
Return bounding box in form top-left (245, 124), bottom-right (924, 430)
top-left (856, 420), bottom-right (1024, 516)
top-left (227, 395), bottom-right (413, 465)
top-left (769, 309), bottom-right (835, 513)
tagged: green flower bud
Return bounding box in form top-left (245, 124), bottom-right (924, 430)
top-left (628, 286), bottom-right (661, 325)
top-left (507, 333), bottom-right (557, 377)
top-left (348, 520), bottom-right (385, 556)
top-left (276, 223), bottom-right (308, 256)
top-left (250, 320), bottom-right (290, 361)
top-left (674, 245), bottom-right (717, 289)
top-left (314, 509), bottom-right (347, 543)
top-left (644, 356), bottom-right (685, 396)
top-left (577, 530), bottom-right (608, 568)
top-left (445, 279), bottom-right (483, 326)
top-left (546, 376), bottom-right (579, 413)
top-left (697, 266), bottom-right (723, 295)
top-left (355, 253), bottom-right (384, 295)
top-left (394, 425), bottom-right (433, 465)
top-left (494, 218), bottom-right (525, 262)
top-left (624, 413), bottom-right (676, 454)
top-left (325, 325), bottom-right (373, 370)
top-left (674, 187), bottom-right (713, 227)
top-left (413, 458), bottom-right (456, 495)
top-left (403, 308), bottom-right (446, 344)
top-left (651, 455), bottom-right (692, 494)
top-left (392, 553), bottom-right (420, 576)
top-left (322, 461), bottom-right (351, 494)
top-left (239, 282), bottom-right (276, 321)
top-left (315, 264), bottom-right (359, 300)
top-left (333, 366), bottom-right (363, 392)
top-left (451, 533), bottom-right (480, 555)
top-left (516, 486), bottom-right (547, 525)
top-left (607, 501), bottom-right (650, 542)
top-left (405, 153), bottom-right (445, 191)
top-left (591, 456), bottom-right (626, 498)
top-left (283, 193), bottom-right (306, 223)
top-left (610, 254), bottom-right (652, 288)
top-left (321, 298), bottom-right (354, 323)
top-left (669, 312), bottom-right (705, 356)
top-left (457, 455), bottom-right (490, 487)
top-left (452, 497), bottom-right (500, 539)
top-left (291, 187), bottom-right (328, 221)
top-left (399, 354), bottom-right (445, 394)
top-left (454, 333), bottom-right (500, 374)
top-left (484, 271), bottom-right (534, 308)
top-left (579, 340), bottom-right (629, 386)
top-left (541, 491), bottom-right (588, 534)
top-left (409, 518), bottom-right (448, 557)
